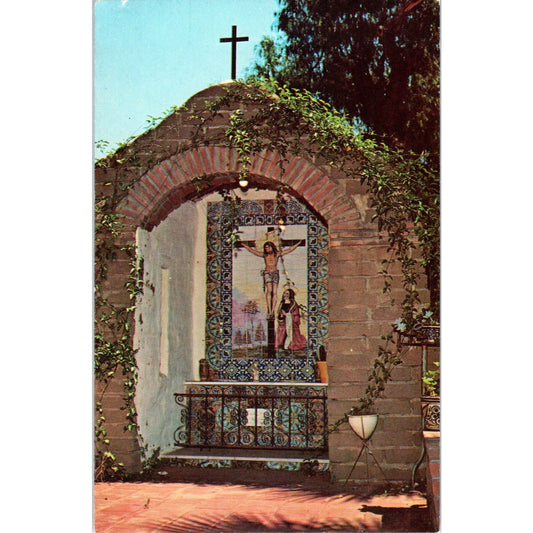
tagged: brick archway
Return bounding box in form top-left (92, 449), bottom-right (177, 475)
top-left (117, 146), bottom-right (361, 235)
top-left (97, 83), bottom-right (425, 482)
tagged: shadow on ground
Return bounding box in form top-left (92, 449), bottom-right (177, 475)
top-left (131, 466), bottom-right (433, 532)
top-left (359, 504), bottom-right (432, 532)
top-left (141, 505), bottom-right (432, 533)
top-left (141, 515), bottom-right (370, 532)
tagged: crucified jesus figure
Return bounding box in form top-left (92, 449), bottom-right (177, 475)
top-left (240, 239), bottom-right (302, 319)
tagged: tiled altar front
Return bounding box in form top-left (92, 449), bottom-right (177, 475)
top-left (174, 381), bottom-right (328, 451)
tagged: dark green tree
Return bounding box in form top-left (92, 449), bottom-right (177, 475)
top-left (250, 0), bottom-right (439, 165)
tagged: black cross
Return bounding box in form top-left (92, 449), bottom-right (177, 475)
top-left (237, 226), bottom-right (306, 252)
top-left (219, 25), bottom-right (249, 80)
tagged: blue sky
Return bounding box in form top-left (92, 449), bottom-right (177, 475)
top-left (94, 0), bottom-right (280, 157)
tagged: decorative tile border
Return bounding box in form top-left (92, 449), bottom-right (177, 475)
top-left (187, 383), bottom-right (328, 397)
top-left (218, 358), bottom-right (316, 382)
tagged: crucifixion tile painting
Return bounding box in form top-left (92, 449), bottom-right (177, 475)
top-left (205, 198), bottom-right (328, 382)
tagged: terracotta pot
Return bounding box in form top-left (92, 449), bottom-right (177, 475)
top-left (348, 414), bottom-right (378, 440)
top-left (421, 396), bottom-right (440, 430)
top-left (317, 361), bottom-right (328, 383)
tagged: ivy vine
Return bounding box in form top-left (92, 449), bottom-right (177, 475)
top-left (94, 209), bottom-right (143, 478)
top-left (94, 78), bottom-right (439, 472)
top-left (94, 103), bottom-right (186, 478)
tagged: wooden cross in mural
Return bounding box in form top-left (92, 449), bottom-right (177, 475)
top-left (238, 227), bottom-right (306, 358)
top-left (219, 25), bottom-right (249, 80)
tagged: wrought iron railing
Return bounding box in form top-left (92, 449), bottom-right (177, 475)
top-left (173, 390), bottom-right (328, 451)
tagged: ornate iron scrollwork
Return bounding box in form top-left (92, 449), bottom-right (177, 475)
top-left (172, 388), bottom-right (328, 451)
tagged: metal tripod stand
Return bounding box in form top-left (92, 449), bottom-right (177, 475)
top-left (344, 415), bottom-right (389, 487)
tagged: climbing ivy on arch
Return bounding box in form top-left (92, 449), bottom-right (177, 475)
top-left (93, 78), bottom-right (440, 469)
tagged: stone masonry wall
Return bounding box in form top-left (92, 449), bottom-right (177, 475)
top-left (94, 82), bottom-right (428, 479)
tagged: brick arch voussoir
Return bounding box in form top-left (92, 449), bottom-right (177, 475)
top-left (117, 146), bottom-right (360, 232)
top-left (256, 150), bottom-right (360, 231)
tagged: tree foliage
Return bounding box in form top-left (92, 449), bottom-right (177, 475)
top-left (250, 0), bottom-right (440, 165)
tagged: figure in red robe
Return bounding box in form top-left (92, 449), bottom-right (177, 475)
top-left (275, 288), bottom-right (307, 351)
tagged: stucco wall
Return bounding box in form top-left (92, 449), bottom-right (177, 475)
top-left (134, 201), bottom-right (201, 458)
top-left (133, 189), bottom-right (280, 458)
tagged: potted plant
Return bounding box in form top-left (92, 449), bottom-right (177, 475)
top-left (316, 345), bottom-right (328, 383)
top-left (421, 362), bottom-right (440, 431)
top-left (346, 387), bottom-right (381, 442)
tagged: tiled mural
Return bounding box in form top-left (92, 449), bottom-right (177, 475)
top-left (205, 198), bottom-right (329, 382)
